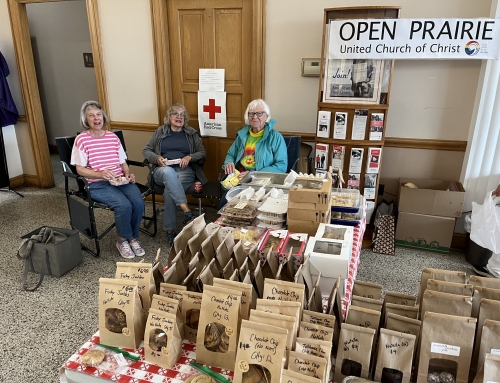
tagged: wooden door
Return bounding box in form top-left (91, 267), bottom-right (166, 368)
top-left (167, 0), bottom-right (261, 181)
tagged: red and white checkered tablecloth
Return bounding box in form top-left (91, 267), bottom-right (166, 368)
top-left (61, 332), bottom-right (233, 383)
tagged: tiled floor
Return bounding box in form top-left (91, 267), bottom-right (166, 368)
top-left (0, 155), bottom-right (474, 382)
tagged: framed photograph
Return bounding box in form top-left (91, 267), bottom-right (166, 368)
top-left (323, 59), bottom-right (384, 104)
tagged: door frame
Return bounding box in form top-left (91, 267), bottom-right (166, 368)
top-left (149, 0), bottom-right (266, 122)
top-left (7, 0), bottom-right (107, 188)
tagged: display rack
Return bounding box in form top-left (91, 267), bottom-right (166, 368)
top-left (315, 6), bottom-right (400, 209)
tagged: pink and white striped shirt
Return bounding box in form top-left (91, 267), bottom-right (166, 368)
top-left (70, 131), bottom-right (127, 184)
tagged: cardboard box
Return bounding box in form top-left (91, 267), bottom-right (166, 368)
top-left (398, 177), bottom-right (465, 218)
top-left (287, 223), bottom-right (317, 237)
top-left (287, 206), bottom-right (330, 222)
top-left (395, 212), bottom-right (456, 254)
top-left (304, 237), bottom-right (350, 294)
top-left (288, 178), bottom-right (332, 209)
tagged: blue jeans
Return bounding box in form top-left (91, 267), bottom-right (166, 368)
top-left (89, 181), bottom-right (145, 240)
top-left (154, 165), bottom-right (195, 231)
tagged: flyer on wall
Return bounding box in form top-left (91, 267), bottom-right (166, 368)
top-left (366, 147), bottom-right (382, 174)
top-left (331, 145), bottom-right (345, 171)
top-left (352, 109), bottom-right (368, 140)
top-left (333, 112), bottom-right (348, 139)
top-left (316, 111), bottom-right (331, 138)
top-left (323, 59), bottom-right (383, 104)
top-left (369, 113), bottom-right (385, 140)
top-left (347, 173), bottom-right (360, 190)
top-left (349, 148), bottom-right (364, 173)
top-left (364, 173), bottom-right (377, 199)
top-left (315, 143), bottom-right (329, 170)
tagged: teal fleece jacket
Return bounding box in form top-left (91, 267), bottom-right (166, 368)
top-left (222, 119), bottom-right (288, 173)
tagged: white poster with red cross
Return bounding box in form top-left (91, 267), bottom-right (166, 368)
top-left (198, 91), bottom-right (227, 137)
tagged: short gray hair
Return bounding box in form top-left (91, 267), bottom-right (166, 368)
top-left (80, 100), bottom-right (109, 130)
top-left (164, 103), bottom-right (189, 126)
top-left (244, 99), bottom-right (271, 125)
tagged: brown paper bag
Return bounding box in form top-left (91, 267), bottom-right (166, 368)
top-left (385, 312), bottom-right (421, 339)
top-left (252, 261), bottom-right (265, 299)
top-left (282, 369), bottom-right (321, 383)
top-left (116, 262), bottom-right (156, 312)
top-left (181, 268), bottom-right (198, 291)
top-left (256, 298), bottom-right (301, 337)
top-left (295, 337), bottom-right (332, 360)
top-left (247, 242), bottom-right (260, 271)
top-left (426, 279), bottom-right (473, 297)
top-left (196, 285), bottom-right (242, 370)
top-left (384, 290), bottom-right (417, 306)
top-left (470, 319), bottom-right (500, 380)
top-left (150, 294), bottom-right (180, 316)
top-left (471, 285), bottom-right (500, 318)
top-left (239, 257), bottom-right (249, 283)
top-left (288, 350), bottom-right (328, 383)
top-left (152, 249), bottom-right (164, 294)
top-left (420, 290), bottom-right (472, 318)
top-left (261, 247), bottom-right (280, 280)
top-left (298, 321), bottom-right (334, 342)
top-left (215, 240), bottom-right (232, 275)
top-left (213, 277), bottom-right (252, 320)
top-left (469, 275), bottom-right (500, 290)
top-left (181, 291), bottom-right (202, 342)
top-left (352, 280), bottom-right (383, 299)
top-left (385, 302), bottom-right (419, 320)
top-left (262, 278), bottom-right (305, 310)
top-left (98, 278), bottom-right (144, 349)
top-left (197, 258), bottom-right (217, 291)
top-left (168, 222), bottom-right (193, 266)
top-left (233, 320), bottom-right (288, 383)
top-left (302, 309), bottom-right (336, 329)
top-left (143, 308), bottom-right (183, 369)
top-left (473, 299), bottom-right (500, 373)
top-left (334, 323), bottom-right (376, 383)
top-left (242, 270), bottom-right (258, 309)
top-left (483, 353), bottom-right (500, 382)
top-left (307, 275), bottom-right (324, 313)
top-left (200, 229), bottom-right (217, 264)
top-left (417, 268), bottom-right (466, 316)
top-left (222, 257), bottom-right (236, 280)
top-left (163, 263), bottom-right (181, 285)
top-left (278, 248), bottom-right (296, 283)
top-left (187, 252), bottom-right (205, 281)
top-left (374, 328), bottom-right (416, 383)
top-left (416, 312), bottom-right (476, 383)
top-left (346, 305), bottom-right (381, 331)
top-left (351, 295), bottom-right (383, 312)
top-left (232, 240), bottom-right (246, 269)
top-left (159, 283), bottom-right (186, 308)
top-left (249, 309), bottom-right (296, 366)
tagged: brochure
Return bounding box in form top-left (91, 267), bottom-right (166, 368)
top-left (316, 111), bottom-right (331, 138)
top-left (315, 143), bottom-right (329, 171)
top-left (352, 109), bottom-right (368, 140)
top-left (348, 148), bottom-right (364, 173)
top-left (331, 145), bottom-right (345, 171)
top-left (364, 174), bottom-right (377, 200)
top-left (366, 147), bottom-right (382, 174)
top-left (369, 113), bottom-right (385, 140)
top-left (333, 112), bottom-right (347, 139)
top-left (347, 173), bottom-right (360, 190)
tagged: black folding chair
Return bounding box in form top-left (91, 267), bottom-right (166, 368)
top-left (283, 135), bottom-right (301, 172)
top-left (55, 130), bottom-right (156, 257)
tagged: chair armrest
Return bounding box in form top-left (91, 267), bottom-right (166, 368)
top-left (63, 171), bottom-right (79, 180)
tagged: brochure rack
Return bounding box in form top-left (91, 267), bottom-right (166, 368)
top-left (315, 6), bottom-right (400, 208)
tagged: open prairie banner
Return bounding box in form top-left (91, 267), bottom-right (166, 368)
top-left (329, 18), bottom-right (500, 59)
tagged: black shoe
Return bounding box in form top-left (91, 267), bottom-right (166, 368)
top-left (472, 265), bottom-right (494, 278)
top-left (183, 211), bottom-right (194, 224)
top-left (166, 231), bottom-right (176, 247)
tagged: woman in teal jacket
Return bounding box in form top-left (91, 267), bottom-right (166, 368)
top-left (223, 99), bottom-right (287, 177)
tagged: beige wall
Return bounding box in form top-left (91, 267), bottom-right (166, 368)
top-left (0, 0), bottom-right (493, 188)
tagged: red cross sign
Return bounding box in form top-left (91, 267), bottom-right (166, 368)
top-left (203, 98), bottom-right (222, 119)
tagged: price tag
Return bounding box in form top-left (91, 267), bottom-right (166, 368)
top-left (113, 353), bottom-right (129, 367)
top-left (240, 228), bottom-right (248, 233)
top-left (430, 342), bottom-right (460, 357)
top-left (234, 201), bottom-right (247, 209)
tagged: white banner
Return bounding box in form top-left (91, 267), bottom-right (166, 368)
top-left (329, 18), bottom-right (500, 60)
top-left (198, 91), bottom-right (227, 137)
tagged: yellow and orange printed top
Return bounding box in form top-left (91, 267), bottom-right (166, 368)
top-left (238, 129), bottom-right (265, 171)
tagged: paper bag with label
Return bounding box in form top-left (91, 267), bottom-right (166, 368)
top-left (298, 321), bottom-right (334, 343)
top-left (143, 308), bottom-right (182, 369)
top-left (416, 312), bottom-right (476, 383)
top-left (233, 320), bottom-right (288, 383)
top-left (281, 369), bottom-right (321, 383)
top-left (426, 279), bottom-right (473, 297)
top-left (473, 299), bottom-right (500, 373)
top-left (469, 275), bottom-right (500, 289)
top-left (471, 285), bottom-right (500, 318)
top-left (384, 290), bottom-right (417, 306)
top-left (352, 280), bottom-right (382, 299)
top-left (256, 298), bottom-right (301, 338)
top-left (249, 309), bottom-right (296, 367)
top-left (346, 305), bottom-right (381, 331)
top-left (294, 337), bottom-right (332, 383)
top-left (334, 323), bottom-right (376, 383)
top-left (196, 285), bottom-right (242, 370)
top-left (288, 350), bottom-right (328, 383)
top-left (470, 319), bottom-right (500, 380)
top-left (351, 295), bottom-right (383, 312)
top-left (116, 262), bottom-right (156, 313)
top-left (151, 294), bottom-right (180, 315)
top-left (302, 309), bottom-right (336, 330)
top-left (181, 291), bottom-right (202, 342)
top-left (98, 278), bottom-right (144, 349)
top-left (483, 353), bottom-right (500, 383)
top-left (374, 328), bottom-right (416, 383)
top-left (159, 283), bottom-right (186, 308)
top-left (213, 277), bottom-right (252, 321)
top-left (385, 312), bottom-right (421, 339)
top-left (262, 278), bottom-right (305, 312)
top-left (420, 290), bottom-right (472, 318)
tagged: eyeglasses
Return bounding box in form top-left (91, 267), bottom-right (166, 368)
top-left (172, 112), bottom-right (185, 118)
top-left (248, 111), bottom-right (266, 118)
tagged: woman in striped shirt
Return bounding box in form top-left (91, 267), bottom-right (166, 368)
top-left (71, 101), bottom-right (145, 259)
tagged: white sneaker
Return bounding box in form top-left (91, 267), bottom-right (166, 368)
top-left (129, 239), bottom-right (145, 257)
top-left (116, 241), bottom-right (135, 259)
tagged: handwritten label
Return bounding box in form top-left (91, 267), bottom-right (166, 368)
top-left (431, 342), bottom-right (460, 357)
top-left (266, 286), bottom-right (301, 302)
top-left (343, 337), bottom-right (359, 352)
top-left (211, 294), bottom-right (239, 322)
top-left (385, 341), bottom-right (409, 356)
top-left (292, 357), bottom-right (320, 378)
top-left (491, 348), bottom-right (500, 355)
top-left (298, 343), bottom-right (327, 358)
top-left (160, 289), bottom-right (183, 302)
top-left (234, 201), bottom-right (247, 209)
top-left (114, 353), bottom-right (128, 366)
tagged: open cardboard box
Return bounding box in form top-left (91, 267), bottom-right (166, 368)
top-left (398, 177), bottom-right (465, 218)
top-left (288, 177), bottom-right (332, 209)
top-left (304, 237), bottom-right (350, 294)
top-left (395, 211), bottom-right (456, 254)
top-left (287, 205), bottom-right (331, 222)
